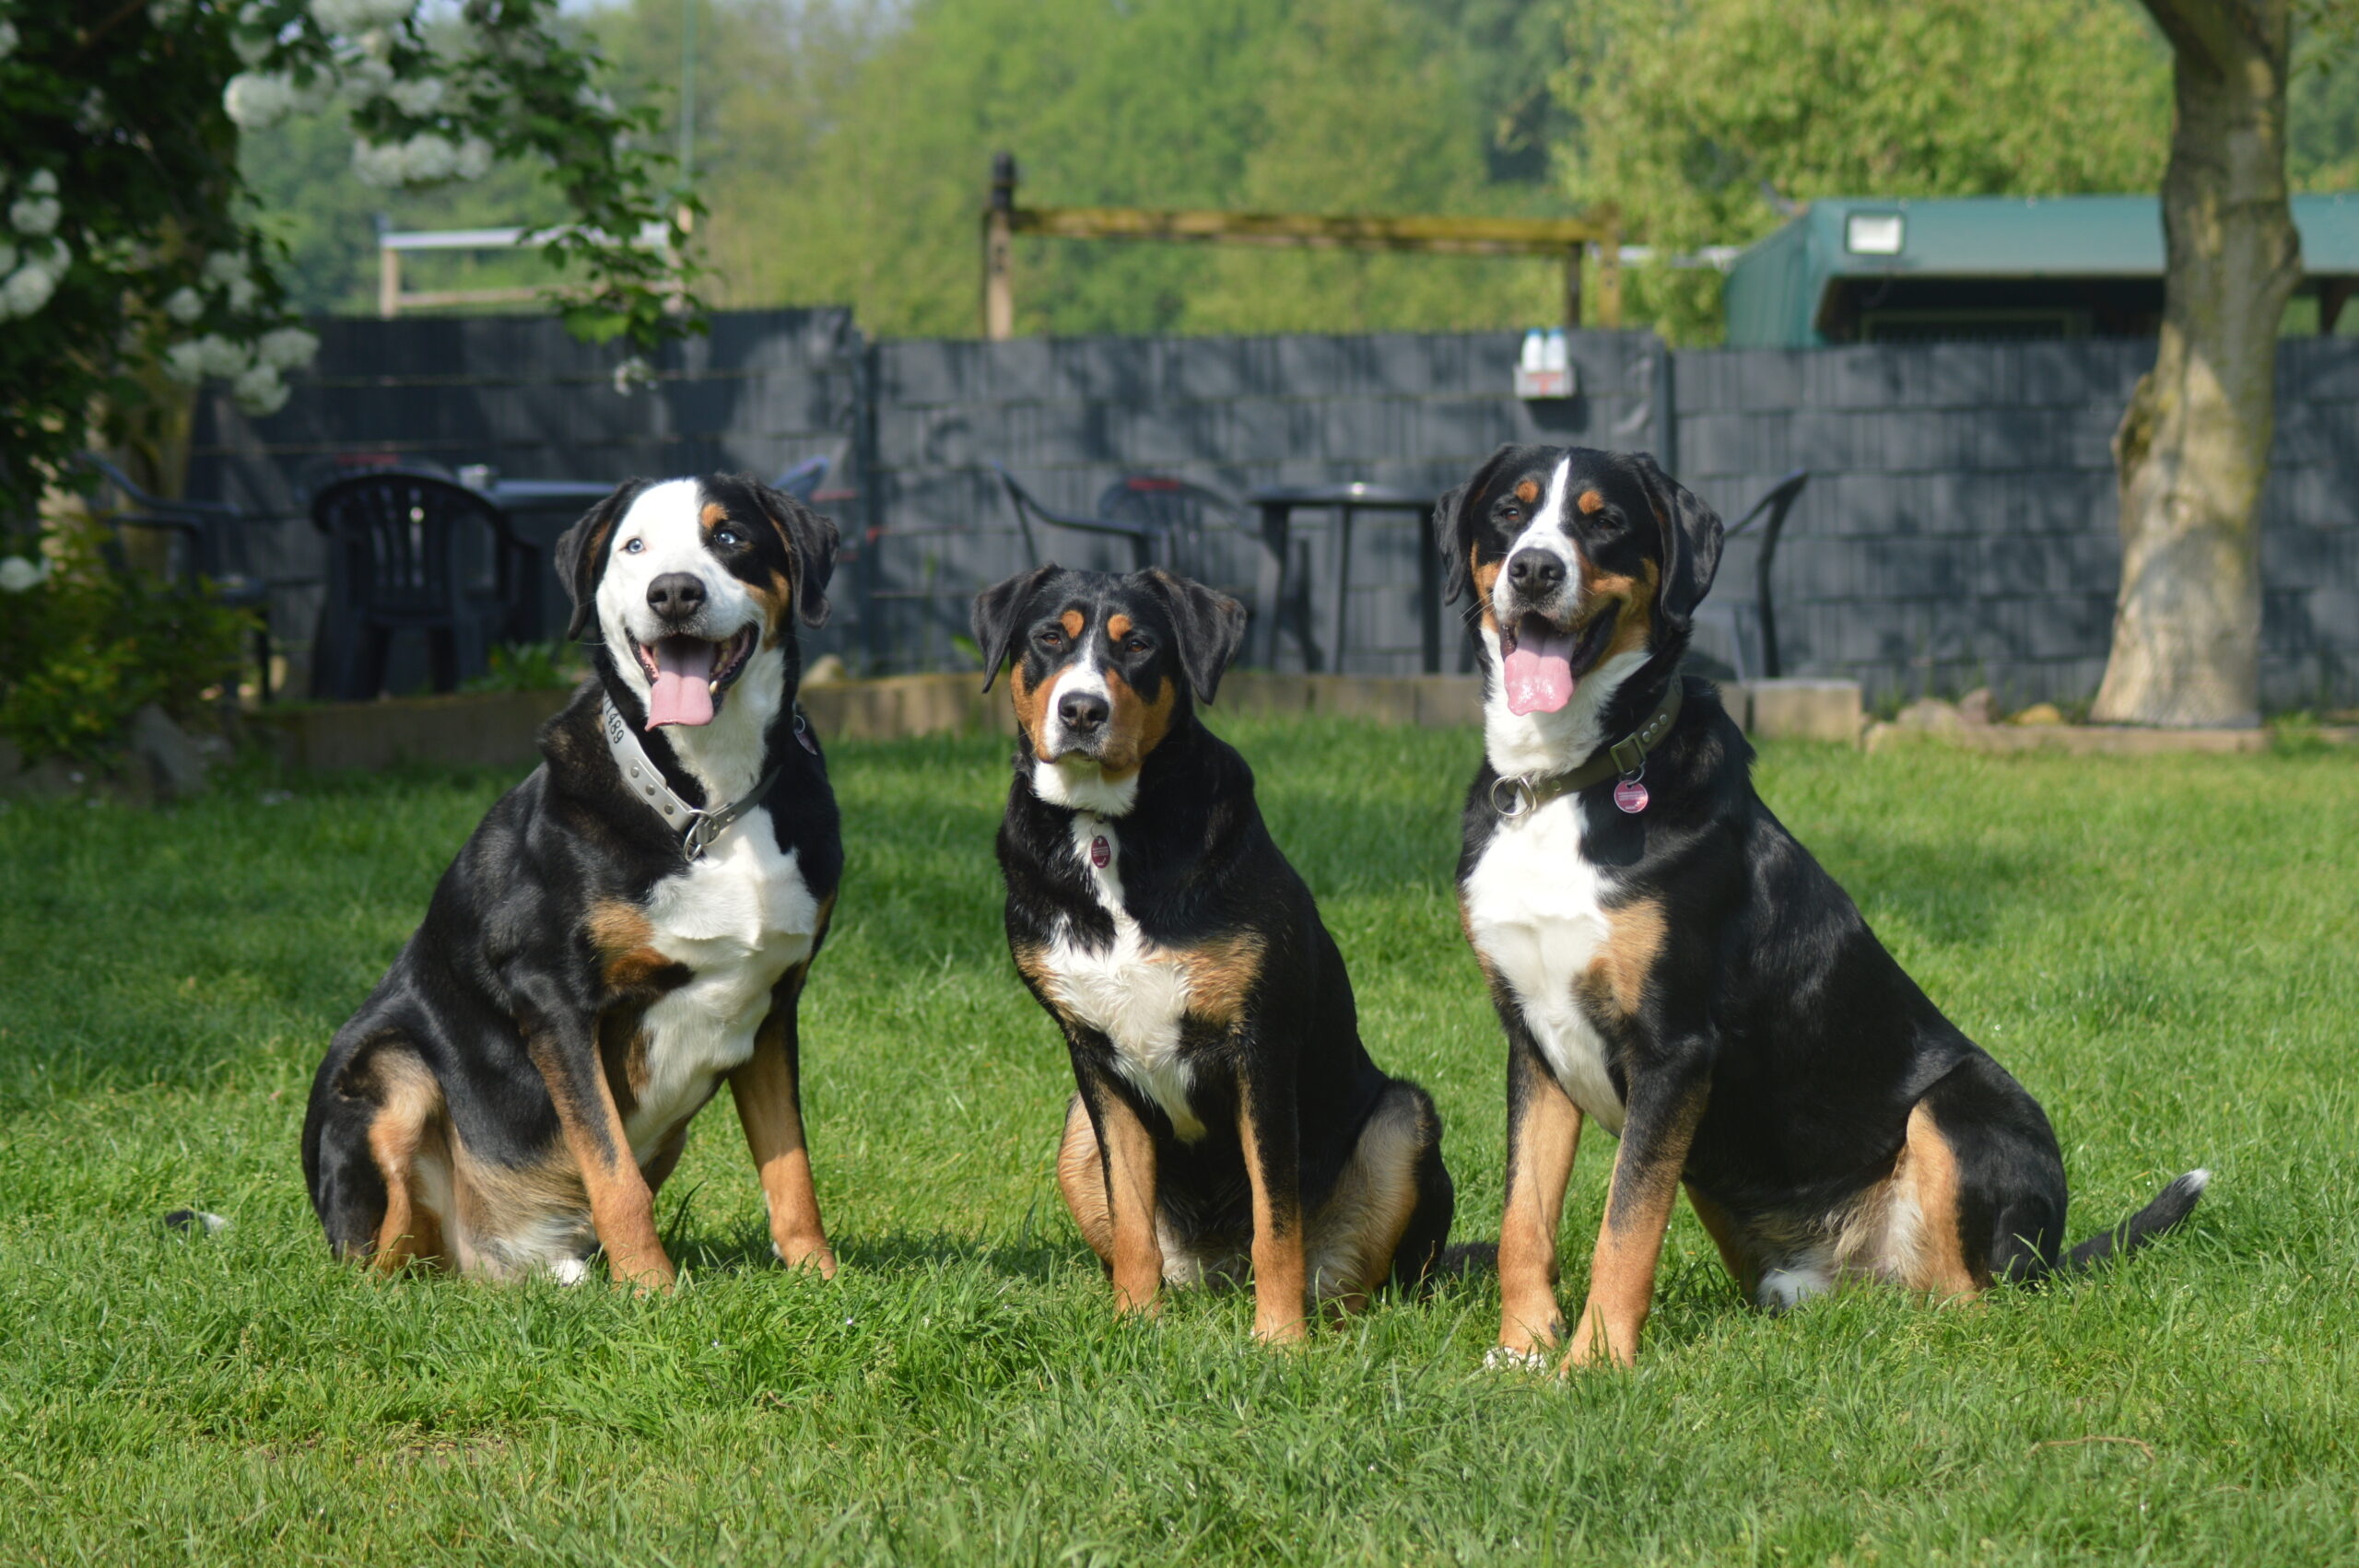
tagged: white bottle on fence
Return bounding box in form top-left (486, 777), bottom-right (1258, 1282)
top-left (1520, 329), bottom-right (1546, 372)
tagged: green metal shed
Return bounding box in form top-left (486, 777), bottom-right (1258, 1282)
top-left (1722, 193), bottom-right (2359, 347)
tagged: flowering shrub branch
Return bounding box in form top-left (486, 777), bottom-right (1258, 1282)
top-left (0, 0), bottom-right (700, 527)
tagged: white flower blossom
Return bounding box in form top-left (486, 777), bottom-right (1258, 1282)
top-left (10, 195), bottom-right (60, 238)
top-left (0, 242), bottom-right (16, 277)
top-left (164, 286), bottom-right (205, 323)
top-left (0, 23), bottom-right (18, 62)
top-left (162, 341), bottom-right (209, 384)
top-left (2, 261), bottom-right (59, 319)
top-left (226, 276), bottom-right (259, 310)
top-left (311, 0), bottom-right (416, 32)
top-left (358, 27), bottom-right (393, 61)
top-left (27, 171), bottom-right (56, 197)
top-left (353, 133), bottom-right (467, 186)
top-left (453, 136), bottom-right (493, 181)
top-left (256, 325), bottom-right (320, 370)
top-left (202, 251), bottom-right (252, 287)
top-left (0, 556), bottom-right (53, 594)
top-left (232, 363), bottom-right (290, 415)
top-left (195, 333), bottom-right (252, 377)
top-left (224, 71), bottom-right (300, 130)
top-left (402, 134), bottom-right (458, 181)
top-left (386, 76), bottom-right (444, 116)
top-left (231, 27), bottom-right (273, 66)
top-left (147, 0), bottom-right (193, 27)
top-left (574, 85), bottom-right (618, 117)
top-left (76, 90), bottom-right (109, 135)
top-left (350, 138), bottom-right (406, 187)
top-left (340, 56), bottom-right (395, 104)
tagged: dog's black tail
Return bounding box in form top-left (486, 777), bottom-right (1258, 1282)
top-left (2056, 1169), bottom-right (2210, 1276)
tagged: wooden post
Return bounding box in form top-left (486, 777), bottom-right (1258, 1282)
top-left (1563, 245), bottom-right (1583, 332)
top-left (982, 152), bottom-right (1016, 341)
top-left (1597, 220), bottom-right (1624, 330)
top-left (379, 244), bottom-right (401, 319)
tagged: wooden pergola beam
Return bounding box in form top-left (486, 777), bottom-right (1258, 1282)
top-left (980, 153), bottom-right (1620, 339)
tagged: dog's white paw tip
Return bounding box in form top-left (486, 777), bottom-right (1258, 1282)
top-left (1483, 1346), bottom-right (1549, 1374)
top-left (551, 1258), bottom-right (589, 1286)
top-left (161, 1210), bottom-right (230, 1236)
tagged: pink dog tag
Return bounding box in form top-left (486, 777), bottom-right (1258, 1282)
top-left (1090, 835), bottom-right (1111, 869)
top-left (1613, 778), bottom-right (1649, 814)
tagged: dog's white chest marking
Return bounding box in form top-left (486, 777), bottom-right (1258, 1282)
top-left (1461, 793), bottom-right (1627, 1134)
top-left (1034, 815), bottom-right (1205, 1141)
top-left (628, 809), bottom-right (817, 1157)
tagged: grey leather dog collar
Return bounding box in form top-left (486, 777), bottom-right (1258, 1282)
top-left (601, 696), bottom-right (788, 860)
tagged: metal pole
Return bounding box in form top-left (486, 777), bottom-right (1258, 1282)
top-left (983, 152), bottom-right (1015, 340)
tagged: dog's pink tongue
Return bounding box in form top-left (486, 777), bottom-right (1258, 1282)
top-left (1502, 623), bottom-right (1577, 716)
top-left (646, 638), bottom-right (717, 729)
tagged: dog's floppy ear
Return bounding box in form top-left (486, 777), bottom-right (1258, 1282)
top-left (748, 478), bottom-right (840, 626)
top-left (1140, 568), bottom-right (1248, 706)
top-left (972, 565), bottom-right (1059, 693)
top-left (1625, 451), bottom-right (1723, 630)
top-left (555, 478), bottom-right (649, 643)
top-left (1432, 443), bottom-right (1524, 607)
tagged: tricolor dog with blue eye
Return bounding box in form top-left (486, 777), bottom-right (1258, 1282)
top-left (974, 566), bottom-right (1458, 1342)
top-left (1436, 443), bottom-right (2207, 1370)
top-left (303, 474), bottom-right (845, 1290)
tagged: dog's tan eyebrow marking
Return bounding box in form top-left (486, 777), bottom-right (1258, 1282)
top-left (1514, 479), bottom-right (1542, 505)
top-left (1060, 609), bottom-right (1086, 639)
top-left (1578, 489), bottom-right (1605, 515)
top-left (1107, 613), bottom-right (1134, 642)
top-left (700, 502), bottom-right (728, 528)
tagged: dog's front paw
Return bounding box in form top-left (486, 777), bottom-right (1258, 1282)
top-left (773, 1238), bottom-right (839, 1280)
top-left (1483, 1345), bottom-right (1550, 1374)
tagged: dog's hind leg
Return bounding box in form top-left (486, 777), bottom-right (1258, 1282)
top-left (1307, 1080), bottom-right (1453, 1311)
top-left (1909, 1055), bottom-right (2069, 1289)
top-left (362, 1050), bottom-right (448, 1271)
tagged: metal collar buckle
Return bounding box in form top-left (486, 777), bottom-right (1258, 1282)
top-left (1491, 775), bottom-right (1536, 818)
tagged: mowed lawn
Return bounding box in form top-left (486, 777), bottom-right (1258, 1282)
top-left (2, 718), bottom-right (2354, 1566)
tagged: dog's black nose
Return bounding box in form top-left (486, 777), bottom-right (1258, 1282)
top-left (1058, 690), bottom-right (1109, 734)
top-left (647, 572), bottom-right (707, 621)
top-left (1507, 550), bottom-right (1567, 593)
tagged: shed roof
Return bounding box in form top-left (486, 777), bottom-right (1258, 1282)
top-left (1724, 193), bottom-right (2359, 347)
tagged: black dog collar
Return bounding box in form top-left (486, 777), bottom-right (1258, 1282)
top-left (1490, 679), bottom-right (1684, 819)
top-left (601, 696), bottom-right (792, 860)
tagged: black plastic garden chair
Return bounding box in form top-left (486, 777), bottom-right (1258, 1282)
top-left (79, 452), bottom-right (276, 702)
top-left (991, 462), bottom-right (1245, 579)
top-left (1695, 469), bottom-right (1810, 681)
top-left (309, 470), bottom-right (536, 700)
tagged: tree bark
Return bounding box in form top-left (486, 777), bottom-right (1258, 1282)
top-left (2095, 0), bottom-right (2299, 727)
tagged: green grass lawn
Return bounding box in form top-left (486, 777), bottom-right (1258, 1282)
top-left (2, 720), bottom-right (2354, 1566)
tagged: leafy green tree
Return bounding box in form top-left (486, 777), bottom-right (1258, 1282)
top-left (1560, 0), bottom-right (2174, 343)
top-left (521, 0), bottom-right (1573, 337)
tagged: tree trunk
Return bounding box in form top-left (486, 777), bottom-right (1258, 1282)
top-left (2095, 0), bottom-right (2299, 727)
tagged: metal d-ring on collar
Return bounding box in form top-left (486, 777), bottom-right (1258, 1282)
top-left (1489, 679), bottom-right (1684, 819)
top-left (601, 696), bottom-right (790, 861)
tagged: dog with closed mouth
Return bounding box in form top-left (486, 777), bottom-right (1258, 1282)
top-left (302, 474), bottom-right (843, 1288)
top-left (974, 565), bottom-right (1455, 1341)
top-left (1436, 443), bottom-right (2207, 1369)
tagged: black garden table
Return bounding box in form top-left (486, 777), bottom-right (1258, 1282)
top-left (1245, 482), bottom-right (1442, 673)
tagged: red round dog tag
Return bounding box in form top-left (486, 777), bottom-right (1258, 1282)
top-left (1090, 835), bottom-right (1111, 868)
top-left (1612, 778), bottom-right (1649, 814)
